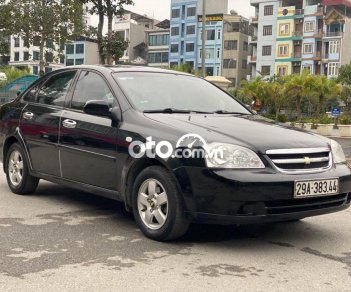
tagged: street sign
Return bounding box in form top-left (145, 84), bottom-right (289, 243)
top-left (332, 107), bottom-right (341, 117)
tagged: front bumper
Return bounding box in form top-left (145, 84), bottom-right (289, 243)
top-left (175, 163), bottom-right (351, 224)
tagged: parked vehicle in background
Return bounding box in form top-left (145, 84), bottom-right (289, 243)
top-left (0, 65), bottom-right (350, 241)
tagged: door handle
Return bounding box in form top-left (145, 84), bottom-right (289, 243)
top-left (62, 119), bottom-right (77, 129)
top-left (23, 112), bottom-right (34, 120)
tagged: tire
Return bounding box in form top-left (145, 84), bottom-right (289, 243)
top-left (5, 143), bottom-right (39, 195)
top-left (132, 166), bottom-right (190, 241)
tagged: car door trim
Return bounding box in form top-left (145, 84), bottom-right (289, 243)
top-left (58, 144), bottom-right (116, 160)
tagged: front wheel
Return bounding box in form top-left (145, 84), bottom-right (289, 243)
top-left (5, 143), bottom-right (39, 195)
top-left (132, 166), bottom-right (190, 241)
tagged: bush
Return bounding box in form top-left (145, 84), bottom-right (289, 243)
top-left (338, 114), bottom-right (351, 125)
top-left (0, 66), bottom-right (31, 86)
top-left (317, 115), bottom-right (333, 124)
top-left (277, 114), bottom-right (288, 123)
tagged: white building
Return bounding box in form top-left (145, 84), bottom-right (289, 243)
top-left (65, 37), bottom-right (99, 66)
top-left (114, 11), bottom-right (157, 64)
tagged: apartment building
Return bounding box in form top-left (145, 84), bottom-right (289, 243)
top-left (222, 13), bottom-right (251, 87)
top-left (65, 37), bottom-right (99, 67)
top-left (113, 11), bottom-right (156, 64)
top-left (249, 0), bottom-right (351, 79)
top-left (146, 20), bottom-right (170, 67)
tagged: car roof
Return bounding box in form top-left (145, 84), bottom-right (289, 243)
top-left (54, 65), bottom-right (193, 76)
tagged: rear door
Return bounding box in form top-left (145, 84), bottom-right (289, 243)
top-left (59, 70), bottom-right (119, 190)
top-left (20, 70), bottom-right (77, 176)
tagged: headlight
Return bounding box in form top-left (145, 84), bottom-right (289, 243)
top-left (205, 143), bottom-right (265, 169)
top-left (330, 139), bottom-right (346, 164)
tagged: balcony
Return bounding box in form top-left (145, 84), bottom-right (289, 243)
top-left (295, 9), bottom-right (304, 17)
top-left (250, 16), bottom-right (258, 25)
top-left (323, 31), bottom-right (344, 38)
top-left (313, 51), bottom-right (322, 61)
top-left (249, 35), bottom-right (258, 44)
top-left (314, 6), bottom-right (324, 16)
top-left (292, 52), bottom-right (302, 58)
top-left (247, 55), bottom-right (257, 63)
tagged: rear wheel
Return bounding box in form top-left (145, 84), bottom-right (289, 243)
top-left (132, 166), bottom-right (190, 241)
top-left (5, 143), bottom-right (39, 194)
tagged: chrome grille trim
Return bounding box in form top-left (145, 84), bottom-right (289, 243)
top-left (266, 147), bottom-right (332, 174)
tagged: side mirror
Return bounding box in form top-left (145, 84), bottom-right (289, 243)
top-left (83, 100), bottom-right (111, 117)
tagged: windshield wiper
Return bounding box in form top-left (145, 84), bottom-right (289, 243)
top-left (213, 110), bottom-right (251, 115)
top-left (143, 108), bottom-right (211, 114)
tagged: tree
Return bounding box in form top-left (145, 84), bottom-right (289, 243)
top-left (285, 71), bottom-right (314, 119)
top-left (104, 31), bottom-right (129, 63)
top-left (82, 0), bottom-right (134, 64)
top-left (337, 62), bottom-right (351, 85)
top-left (238, 77), bottom-right (269, 109)
top-left (265, 76), bottom-right (289, 119)
top-left (311, 75), bottom-right (342, 116)
top-left (0, 0), bottom-right (84, 72)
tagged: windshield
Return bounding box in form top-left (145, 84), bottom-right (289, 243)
top-left (113, 72), bottom-right (251, 114)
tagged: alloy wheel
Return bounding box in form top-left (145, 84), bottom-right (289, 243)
top-left (8, 150), bottom-right (24, 187)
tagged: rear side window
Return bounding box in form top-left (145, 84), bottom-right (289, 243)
top-left (37, 71), bottom-right (76, 107)
top-left (70, 70), bottom-right (115, 110)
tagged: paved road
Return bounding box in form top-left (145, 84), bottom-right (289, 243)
top-left (0, 141), bottom-right (351, 291)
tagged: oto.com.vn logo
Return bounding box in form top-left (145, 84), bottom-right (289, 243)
top-left (127, 134), bottom-right (223, 160)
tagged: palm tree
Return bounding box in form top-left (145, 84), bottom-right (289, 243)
top-left (238, 77), bottom-right (269, 110)
top-left (311, 75), bottom-right (342, 116)
top-left (285, 71), bottom-right (313, 120)
top-left (265, 76), bottom-right (289, 119)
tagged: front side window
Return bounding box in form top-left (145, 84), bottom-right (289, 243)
top-left (70, 71), bottom-right (115, 111)
top-left (303, 43), bottom-right (314, 54)
top-left (114, 73), bottom-right (251, 114)
top-left (37, 71), bottom-right (76, 106)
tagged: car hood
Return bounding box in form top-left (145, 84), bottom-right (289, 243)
top-left (144, 113), bottom-right (330, 153)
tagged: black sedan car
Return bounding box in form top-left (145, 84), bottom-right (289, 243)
top-left (0, 65), bottom-right (350, 241)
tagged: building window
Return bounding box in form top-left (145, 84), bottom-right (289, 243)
top-left (217, 29), bottom-right (221, 40)
top-left (170, 62), bottom-right (178, 67)
top-left (46, 39), bottom-right (54, 49)
top-left (186, 25), bottom-right (196, 35)
top-left (302, 65), bottom-right (312, 73)
top-left (45, 52), bottom-right (54, 63)
top-left (279, 24), bottom-right (290, 36)
top-left (33, 51), bottom-right (39, 61)
top-left (45, 67), bottom-right (53, 74)
top-left (199, 48), bottom-right (215, 59)
top-left (66, 44), bottom-right (74, 54)
top-left (170, 44), bottom-right (179, 53)
top-left (303, 43), bottom-right (314, 54)
top-left (60, 56), bottom-right (65, 64)
top-left (171, 8), bottom-right (180, 19)
top-left (261, 66), bottom-right (271, 76)
top-left (149, 34), bottom-right (169, 46)
top-left (171, 26), bottom-right (180, 36)
top-left (148, 52), bottom-right (169, 63)
top-left (243, 42), bottom-right (248, 51)
top-left (263, 25), bottom-right (273, 36)
top-left (262, 45), bottom-right (272, 56)
top-left (187, 6), bottom-right (196, 17)
top-left (328, 62), bottom-right (340, 76)
top-left (76, 44), bottom-right (84, 54)
top-left (32, 66), bottom-right (38, 75)
top-left (217, 48), bottom-right (221, 58)
top-left (329, 40), bottom-right (340, 54)
top-left (223, 59), bottom-right (237, 69)
top-left (278, 44), bottom-right (289, 57)
top-left (23, 37), bottom-right (30, 48)
top-left (14, 52), bottom-right (20, 61)
top-left (24, 52), bottom-right (29, 61)
top-left (186, 43), bottom-right (194, 52)
top-left (14, 38), bottom-right (20, 48)
top-left (33, 36), bottom-right (41, 47)
top-left (277, 65), bottom-right (288, 76)
top-left (66, 59), bottom-right (74, 66)
top-left (304, 21), bottom-right (315, 32)
top-left (75, 58), bottom-right (84, 65)
top-left (264, 5), bottom-right (274, 16)
top-left (242, 60), bottom-right (247, 69)
top-left (206, 30), bottom-right (215, 40)
top-left (224, 40), bottom-right (238, 50)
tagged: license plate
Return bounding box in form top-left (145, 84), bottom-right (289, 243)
top-left (294, 178), bottom-right (339, 198)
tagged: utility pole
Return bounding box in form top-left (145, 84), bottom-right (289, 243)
top-left (201, 0), bottom-right (206, 77)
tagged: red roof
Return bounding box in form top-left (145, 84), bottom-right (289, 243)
top-left (323, 0), bottom-right (351, 7)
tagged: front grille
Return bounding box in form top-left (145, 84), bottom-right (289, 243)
top-left (266, 147), bottom-right (331, 173)
top-left (265, 193), bottom-right (349, 215)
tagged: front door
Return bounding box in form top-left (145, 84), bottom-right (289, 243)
top-left (59, 70), bottom-right (119, 190)
top-left (20, 70), bottom-right (77, 176)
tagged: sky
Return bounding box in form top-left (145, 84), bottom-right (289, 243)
top-left (125, 0), bottom-right (254, 20)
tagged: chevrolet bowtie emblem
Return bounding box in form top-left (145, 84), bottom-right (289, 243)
top-left (304, 157), bottom-right (311, 165)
